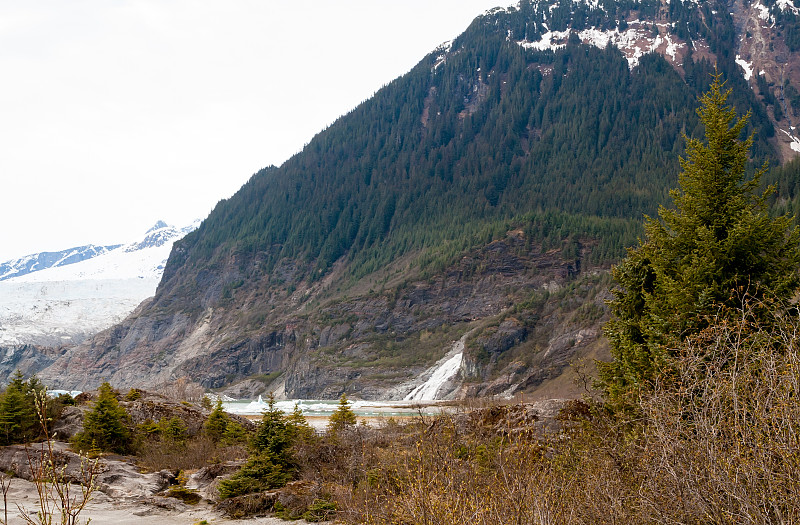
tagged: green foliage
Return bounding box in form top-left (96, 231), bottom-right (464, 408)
top-left (286, 403), bottom-right (315, 442)
top-left (763, 156), bottom-right (800, 224)
top-left (137, 419), bottom-right (161, 437)
top-left (124, 388), bottom-right (142, 401)
top-left (158, 416), bottom-right (188, 444)
top-left (203, 398), bottom-right (249, 445)
top-left (601, 74), bottom-right (800, 408)
top-left (250, 393), bottom-right (292, 456)
top-left (204, 399), bottom-right (229, 442)
top-left (0, 371), bottom-right (49, 445)
top-left (55, 393), bottom-right (75, 406)
top-left (302, 498), bottom-right (337, 522)
top-left (219, 393), bottom-right (297, 499)
top-left (73, 382), bottom-right (133, 454)
top-left (0, 382), bottom-right (30, 445)
top-left (221, 420), bottom-right (248, 445)
top-left (327, 394), bottom-right (357, 433)
top-left (217, 449), bottom-right (295, 499)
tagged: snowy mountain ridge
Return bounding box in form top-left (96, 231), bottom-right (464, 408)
top-left (2, 220), bottom-right (199, 283)
top-left (0, 244), bottom-right (122, 282)
top-left (0, 220), bottom-right (199, 347)
top-left (472, 0), bottom-right (800, 161)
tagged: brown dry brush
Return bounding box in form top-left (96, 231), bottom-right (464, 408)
top-left (309, 407), bottom-right (635, 524)
top-left (315, 303), bottom-right (799, 524)
top-left (638, 304), bottom-right (800, 524)
top-left (137, 434), bottom-right (248, 472)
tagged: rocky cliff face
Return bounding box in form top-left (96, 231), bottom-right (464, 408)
top-left (732, 0), bottom-right (800, 161)
top-left (0, 344), bottom-right (59, 386)
top-left (40, 232), bottom-right (608, 400)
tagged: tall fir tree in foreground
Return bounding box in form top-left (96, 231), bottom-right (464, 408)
top-left (600, 73), bottom-right (800, 408)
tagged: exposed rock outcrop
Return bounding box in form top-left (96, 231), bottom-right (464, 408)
top-left (0, 345), bottom-right (59, 385)
top-left (38, 233), bottom-right (606, 401)
top-left (0, 441), bottom-right (175, 499)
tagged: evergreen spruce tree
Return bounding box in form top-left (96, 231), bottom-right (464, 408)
top-left (0, 384), bottom-right (26, 445)
top-left (600, 73), bottom-right (800, 408)
top-left (327, 394), bottom-right (357, 433)
top-left (219, 392), bottom-right (295, 499)
top-left (0, 371), bottom-right (47, 445)
top-left (204, 398), bottom-right (229, 442)
top-left (73, 382), bottom-right (132, 454)
top-left (250, 392), bottom-right (291, 456)
top-left (286, 402), bottom-right (314, 441)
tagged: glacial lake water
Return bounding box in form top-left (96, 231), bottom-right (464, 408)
top-left (221, 397), bottom-right (457, 429)
top-left (49, 391), bottom-right (450, 429)
top-left (222, 396), bottom-right (446, 419)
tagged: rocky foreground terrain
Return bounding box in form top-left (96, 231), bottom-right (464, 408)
top-left (0, 388), bottom-right (568, 524)
top-left (0, 476), bottom-right (322, 525)
top-left (0, 389), bottom-right (331, 524)
top-left (0, 445), bottom-right (327, 525)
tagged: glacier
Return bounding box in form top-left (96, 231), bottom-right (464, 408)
top-left (0, 221), bottom-right (198, 347)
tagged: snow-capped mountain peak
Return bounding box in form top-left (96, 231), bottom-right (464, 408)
top-left (146, 220), bottom-right (169, 234)
top-left (126, 220), bottom-right (198, 253)
top-left (1, 220), bottom-right (198, 283)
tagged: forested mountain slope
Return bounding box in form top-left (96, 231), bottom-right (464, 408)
top-left (39, 0), bottom-right (800, 399)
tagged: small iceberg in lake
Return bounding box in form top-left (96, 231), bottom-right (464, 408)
top-left (47, 389), bottom-right (83, 398)
top-left (239, 394), bottom-right (269, 413)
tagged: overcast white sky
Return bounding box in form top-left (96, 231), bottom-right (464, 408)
top-left (0, 1), bottom-right (505, 261)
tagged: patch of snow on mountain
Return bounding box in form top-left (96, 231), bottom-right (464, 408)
top-left (754, 1), bottom-right (772, 21)
top-left (661, 33), bottom-right (681, 62)
top-left (146, 220), bottom-right (169, 233)
top-left (574, 0), bottom-right (602, 10)
top-left (519, 21), bottom-right (687, 68)
top-left (576, 27), bottom-right (613, 48)
top-left (10, 223), bottom-right (190, 283)
top-left (776, 0), bottom-right (800, 15)
top-left (486, 5), bottom-right (517, 16)
top-left (519, 29), bottom-right (570, 51)
top-left (0, 245), bottom-right (120, 281)
top-left (735, 55), bottom-right (754, 81)
top-left (432, 40), bottom-right (453, 70)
